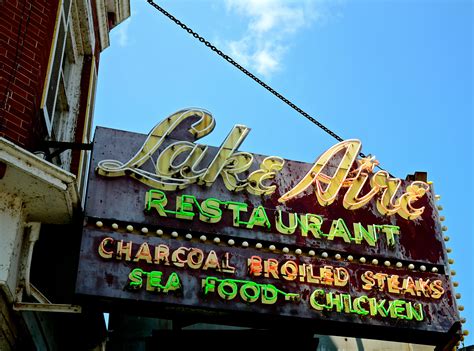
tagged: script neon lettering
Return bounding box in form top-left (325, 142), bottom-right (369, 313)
top-left (97, 108), bottom-right (284, 195)
top-left (278, 140), bottom-right (429, 220)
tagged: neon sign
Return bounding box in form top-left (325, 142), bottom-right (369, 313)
top-left (76, 108), bottom-right (461, 348)
top-left (309, 290), bottom-right (424, 321)
top-left (98, 237), bottom-right (236, 273)
top-left (97, 234), bottom-right (440, 323)
top-left (97, 108), bottom-right (429, 220)
top-left (202, 276), bottom-right (300, 304)
top-left (248, 256), bottom-right (350, 287)
top-left (127, 268), bottom-right (182, 294)
top-left (278, 140), bottom-right (430, 220)
top-left (145, 190), bottom-right (402, 248)
top-left (96, 108), bottom-right (284, 196)
top-left (360, 271), bottom-right (444, 299)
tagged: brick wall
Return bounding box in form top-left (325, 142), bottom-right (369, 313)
top-left (0, 0), bottom-right (59, 151)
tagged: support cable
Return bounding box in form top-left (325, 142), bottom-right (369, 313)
top-left (146, 0), bottom-right (393, 173)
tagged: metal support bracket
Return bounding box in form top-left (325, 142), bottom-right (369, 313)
top-left (14, 285), bottom-right (82, 313)
top-left (13, 222), bottom-right (82, 314)
top-left (42, 141), bottom-right (93, 161)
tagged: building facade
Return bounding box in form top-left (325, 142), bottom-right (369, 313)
top-left (0, 0), bottom-right (130, 349)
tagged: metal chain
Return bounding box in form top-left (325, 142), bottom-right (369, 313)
top-left (146, 0), bottom-right (381, 161)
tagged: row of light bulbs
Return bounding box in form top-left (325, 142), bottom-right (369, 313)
top-left (435, 194), bottom-right (468, 344)
top-left (94, 219), bottom-right (440, 272)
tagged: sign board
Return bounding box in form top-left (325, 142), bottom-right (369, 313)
top-left (76, 108), bottom-right (461, 348)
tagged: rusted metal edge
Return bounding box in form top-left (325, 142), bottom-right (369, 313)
top-left (14, 284), bottom-right (82, 314)
top-left (13, 302), bottom-right (82, 313)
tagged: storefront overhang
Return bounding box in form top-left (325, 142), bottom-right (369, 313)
top-left (0, 137), bottom-right (79, 224)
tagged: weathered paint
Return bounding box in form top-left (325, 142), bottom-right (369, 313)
top-left (78, 124), bottom-right (461, 349)
top-left (86, 126), bottom-right (447, 265)
top-left (76, 226), bottom-right (460, 347)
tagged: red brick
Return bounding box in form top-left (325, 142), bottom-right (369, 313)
top-left (0, 22), bottom-right (14, 35)
top-left (5, 114), bottom-right (26, 128)
top-left (7, 99), bottom-right (29, 114)
top-left (2, 108), bottom-right (18, 120)
top-left (21, 119), bottom-right (32, 129)
top-left (15, 1), bottom-right (23, 10)
top-left (18, 60), bottom-right (38, 76)
top-left (5, 102), bottom-right (25, 115)
top-left (4, 44), bottom-right (21, 62)
top-left (10, 90), bottom-right (34, 107)
top-left (26, 38), bottom-right (39, 50)
top-left (28, 10), bottom-right (44, 27)
top-left (11, 84), bottom-right (32, 99)
top-left (0, 7), bottom-right (21, 26)
top-left (4, 120), bottom-right (28, 138)
top-left (12, 70), bottom-right (32, 87)
top-left (15, 96), bottom-right (34, 113)
top-left (27, 25), bottom-right (48, 40)
top-left (0, 61), bottom-right (14, 76)
top-left (3, 60), bottom-right (17, 74)
top-left (4, 38), bottom-right (18, 53)
top-left (23, 37), bottom-right (40, 52)
top-left (0, 80), bottom-right (7, 93)
top-left (8, 92), bottom-right (33, 111)
top-left (31, 2), bottom-right (47, 15)
top-left (17, 44), bottom-right (37, 62)
top-left (0, 19), bottom-right (15, 30)
top-left (20, 51), bottom-right (40, 66)
top-left (17, 135), bottom-right (28, 148)
top-left (13, 75), bottom-right (33, 91)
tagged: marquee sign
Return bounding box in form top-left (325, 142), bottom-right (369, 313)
top-left (76, 108), bottom-right (461, 348)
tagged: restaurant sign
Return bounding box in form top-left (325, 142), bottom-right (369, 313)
top-left (76, 108), bottom-right (461, 348)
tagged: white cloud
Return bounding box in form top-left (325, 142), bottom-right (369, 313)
top-left (254, 48), bottom-right (281, 77)
top-left (112, 4), bottom-right (143, 48)
top-left (113, 18), bottom-right (131, 47)
top-left (223, 0), bottom-right (319, 78)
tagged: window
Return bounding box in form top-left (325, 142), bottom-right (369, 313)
top-left (40, 0), bottom-right (94, 171)
top-left (41, 0), bottom-right (72, 136)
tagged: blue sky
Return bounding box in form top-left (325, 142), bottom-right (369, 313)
top-left (95, 0), bottom-right (473, 345)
